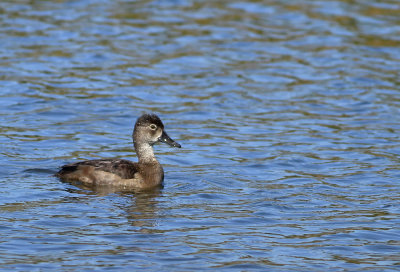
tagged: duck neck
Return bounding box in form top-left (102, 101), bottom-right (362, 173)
top-left (134, 142), bottom-right (158, 163)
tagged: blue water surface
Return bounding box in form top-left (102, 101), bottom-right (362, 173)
top-left (1, 0), bottom-right (400, 271)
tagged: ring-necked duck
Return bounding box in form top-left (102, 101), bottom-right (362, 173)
top-left (56, 113), bottom-right (181, 189)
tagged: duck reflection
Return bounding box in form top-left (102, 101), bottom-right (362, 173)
top-left (63, 181), bottom-right (163, 230)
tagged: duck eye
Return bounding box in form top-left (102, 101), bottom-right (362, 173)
top-left (149, 124), bottom-right (157, 130)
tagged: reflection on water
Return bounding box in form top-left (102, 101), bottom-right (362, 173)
top-left (1, 0), bottom-right (400, 270)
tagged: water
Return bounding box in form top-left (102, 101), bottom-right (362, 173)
top-left (1, 0), bottom-right (400, 271)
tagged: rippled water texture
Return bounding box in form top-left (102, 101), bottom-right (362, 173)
top-left (1, 0), bottom-right (400, 271)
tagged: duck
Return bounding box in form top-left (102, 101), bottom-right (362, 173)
top-left (56, 113), bottom-right (181, 189)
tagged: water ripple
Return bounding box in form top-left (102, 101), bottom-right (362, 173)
top-left (1, 0), bottom-right (400, 271)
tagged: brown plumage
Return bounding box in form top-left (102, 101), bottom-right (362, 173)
top-left (56, 114), bottom-right (181, 189)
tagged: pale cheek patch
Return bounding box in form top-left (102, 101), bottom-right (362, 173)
top-left (154, 129), bottom-right (163, 141)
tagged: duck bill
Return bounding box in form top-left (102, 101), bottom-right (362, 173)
top-left (158, 130), bottom-right (181, 148)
